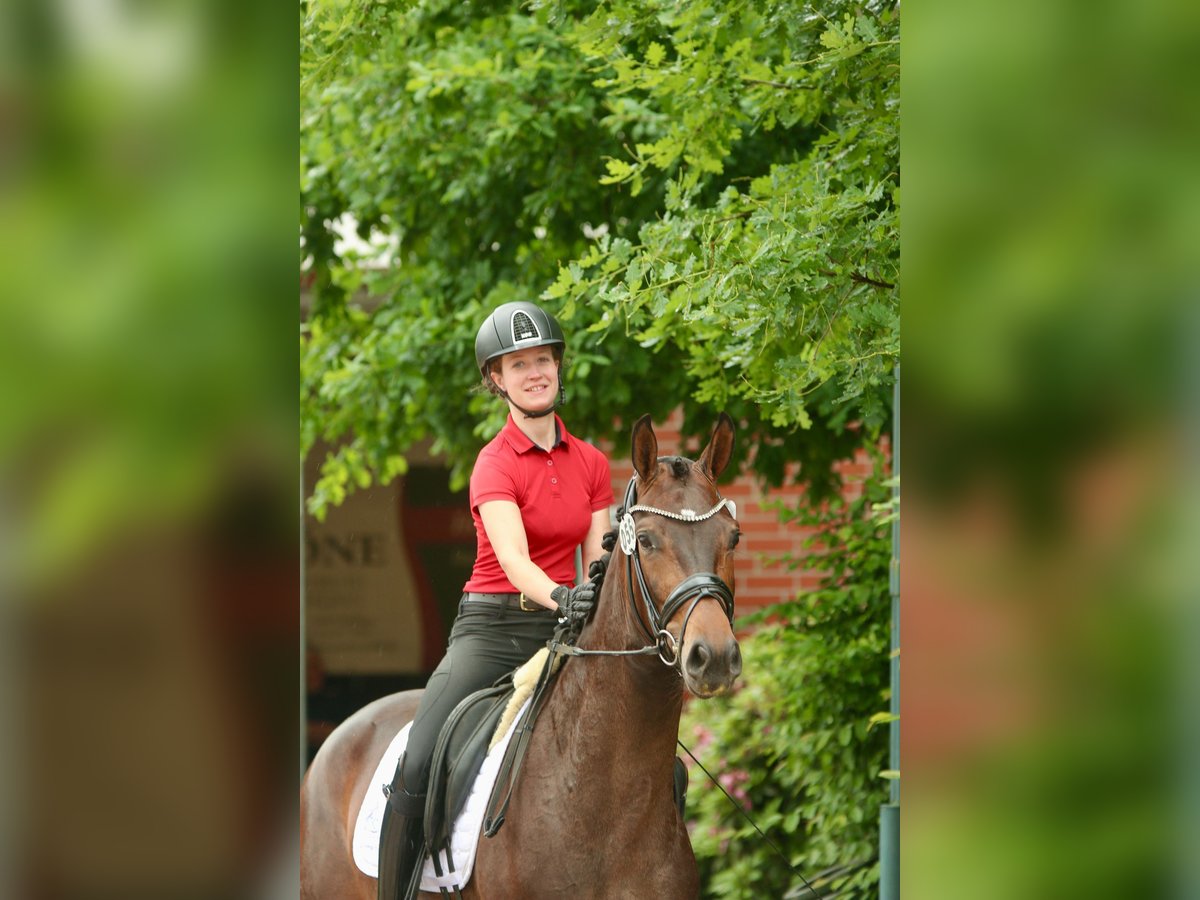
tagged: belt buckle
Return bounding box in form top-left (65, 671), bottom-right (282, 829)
top-left (518, 592), bottom-right (538, 612)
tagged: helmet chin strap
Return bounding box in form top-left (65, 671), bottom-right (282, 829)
top-left (503, 383), bottom-right (566, 419)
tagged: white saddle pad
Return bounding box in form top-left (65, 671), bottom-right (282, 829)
top-left (352, 699), bottom-right (529, 894)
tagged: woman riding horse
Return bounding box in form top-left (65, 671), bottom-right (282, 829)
top-left (301, 409), bottom-right (743, 899)
top-left (377, 301), bottom-right (613, 900)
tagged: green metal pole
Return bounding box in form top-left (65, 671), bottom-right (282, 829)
top-left (300, 469), bottom-right (308, 780)
top-left (879, 364), bottom-right (900, 899)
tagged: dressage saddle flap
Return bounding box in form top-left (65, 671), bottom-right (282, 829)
top-left (424, 680), bottom-right (513, 852)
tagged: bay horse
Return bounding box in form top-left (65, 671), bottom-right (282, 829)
top-left (300, 413), bottom-right (743, 899)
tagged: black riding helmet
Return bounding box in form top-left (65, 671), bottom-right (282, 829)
top-left (475, 301), bottom-right (567, 419)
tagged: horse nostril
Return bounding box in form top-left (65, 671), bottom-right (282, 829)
top-left (728, 643), bottom-right (743, 678)
top-left (687, 642), bottom-right (711, 674)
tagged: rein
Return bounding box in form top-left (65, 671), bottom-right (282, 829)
top-left (677, 739), bottom-right (824, 898)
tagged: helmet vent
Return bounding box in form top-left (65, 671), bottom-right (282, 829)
top-left (511, 310), bottom-right (540, 343)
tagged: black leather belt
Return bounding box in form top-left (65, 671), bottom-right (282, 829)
top-left (464, 592), bottom-right (549, 613)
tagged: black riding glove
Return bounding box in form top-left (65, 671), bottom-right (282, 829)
top-left (551, 582), bottom-right (596, 631)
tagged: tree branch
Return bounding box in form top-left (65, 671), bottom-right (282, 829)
top-left (850, 272), bottom-right (895, 290)
top-left (821, 270), bottom-right (896, 290)
top-left (711, 210), bottom-right (753, 223)
top-left (740, 77), bottom-right (802, 91)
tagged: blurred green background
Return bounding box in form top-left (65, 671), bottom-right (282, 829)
top-left (0, 0), bottom-right (298, 896)
top-left (904, 0), bottom-right (1200, 897)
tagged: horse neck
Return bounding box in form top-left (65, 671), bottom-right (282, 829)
top-left (549, 554), bottom-right (685, 764)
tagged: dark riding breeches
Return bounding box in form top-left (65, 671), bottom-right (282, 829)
top-left (397, 596), bottom-right (558, 795)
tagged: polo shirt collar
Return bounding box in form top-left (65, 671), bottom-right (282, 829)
top-left (501, 413), bottom-right (570, 454)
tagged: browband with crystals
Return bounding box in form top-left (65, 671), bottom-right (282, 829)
top-left (618, 492), bottom-right (737, 556)
top-left (628, 498), bottom-right (736, 523)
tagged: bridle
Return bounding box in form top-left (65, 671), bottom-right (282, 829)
top-left (619, 474), bottom-right (737, 665)
top-left (554, 473), bottom-right (736, 668)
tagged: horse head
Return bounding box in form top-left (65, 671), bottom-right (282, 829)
top-left (616, 412), bottom-right (743, 698)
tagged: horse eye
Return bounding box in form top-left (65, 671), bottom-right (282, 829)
top-left (637, 532), bottom-right (655, 551)
top-left (729, 530), bottom-right (741, 550)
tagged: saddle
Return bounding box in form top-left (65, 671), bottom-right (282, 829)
top-left (422, 678), bottom-right (511, 876)
top-left (422, 647), bottom-right (564, 880)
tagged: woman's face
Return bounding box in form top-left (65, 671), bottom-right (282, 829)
top-left (491, 345), bottom-right (559, 412)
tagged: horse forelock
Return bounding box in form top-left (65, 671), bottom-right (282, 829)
top-left (665, 456), bottom-right (691, 480)
top-left (644, 455), bottom-right (719, 510)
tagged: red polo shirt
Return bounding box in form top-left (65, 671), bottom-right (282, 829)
top-left (464, 414), bottom-right (613, 593)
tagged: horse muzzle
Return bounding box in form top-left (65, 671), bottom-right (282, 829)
top-left (681, 633), bottom-right (742, 697)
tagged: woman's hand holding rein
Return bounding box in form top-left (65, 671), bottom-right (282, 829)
top-left (551, 582), bottom-right (596, 630)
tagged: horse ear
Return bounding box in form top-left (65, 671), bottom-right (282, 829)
top-left (630, 414), bottom-right (658, 482)
top-left (698, 412), bottom-right (735, 480)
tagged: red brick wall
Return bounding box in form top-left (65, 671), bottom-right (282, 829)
top-left (597, 409), bottom-right (883, 619)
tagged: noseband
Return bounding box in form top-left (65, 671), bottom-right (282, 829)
top-left (618, 475), bottom-right (736, 666)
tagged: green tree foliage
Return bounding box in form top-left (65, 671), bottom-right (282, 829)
top-left (300, 0), bottom-right (898, 517)
top-left (681, 468), bottom-right (894, 899)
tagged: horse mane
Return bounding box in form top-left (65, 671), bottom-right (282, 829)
top-left (592, 522), bottom-right (618, 578)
